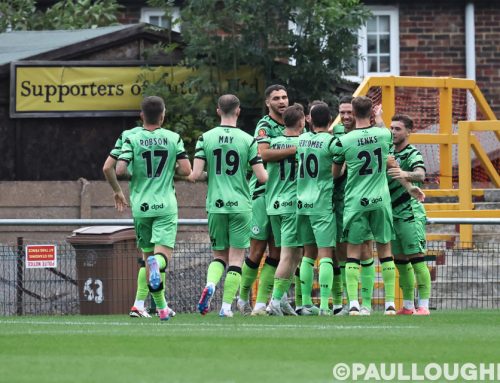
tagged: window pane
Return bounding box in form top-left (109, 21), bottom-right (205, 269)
top-left (149, 16), bottom-right (160, 26)
top-left (367, 35), bottom-right (377, 54)
top-left (345, 54), bottom-right (358, 76)
top-left (160, 16), bottom-right (170, 28)
top-left (368, 56), bottom-right (378, 72)
top-left (379, 56), bottom-right (390, 72)
top-left (367, 17), bottom-right (377, 33)
top-left (378, 16), bottom-right (390, 33)
top-left (379, 35), bottom-right (390, 54)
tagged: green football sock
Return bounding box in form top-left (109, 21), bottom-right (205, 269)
top-left (319, 258), bottom-right (333, 310)
top-left (300, 257), bottom-right (315, 306)
top-left (255, 258), bottom-right (278, 304)
top-left (412, 258), bottom-right (431, 300)
top-left (151, 271), bottom-right (167, 310)
top-left (272, 277), bottom-right (293, 301)
top-left (380, 257), bottom-right (396, 303)
top-left (339, 262), bottom-right (349, 302)
top-left (207, 259), bottom-right (226, 286)
top-left (395, 260), bottom-right (415, 301)
top-left (345, 259), bottom-right (360, 303)
top-left (239, 258), bottom-right (259, 302)
top-left (332, 267), bottom-right (343, 306)
top-left (222, 266), bottom-right (242, 304)
top-left (135, 265), bottom-right (148, 301)
top-left (360, 258), bottom-right (375, 309)
top-left (294, 268), bottom-right (302, 307)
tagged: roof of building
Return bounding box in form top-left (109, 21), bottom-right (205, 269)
top-left (0, 24), bottom-right (135, 66)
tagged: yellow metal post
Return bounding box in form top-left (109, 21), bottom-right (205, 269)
top-left (439, 83), bottom-right (453, 189)
top-left (457, 121), bottom-right (473, 245)
top-left (381, 77), bottom-right (396, 128)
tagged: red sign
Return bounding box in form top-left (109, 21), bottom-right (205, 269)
top-left (26, 245), bottom-right (57, 268)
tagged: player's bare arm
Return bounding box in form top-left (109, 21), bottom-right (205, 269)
top-left (252, 163), bottom-right (268, 184)
top-left (373, 104), bottom-right (385, 127)
top-left (387, 166), bottom-right (425, 183)
top-left (116, 160), bottom-right (131, 180)
top-left (332, 162), bottom-right (344, 179)
top-left (187, 158), bottom-right (208, 182)
top-left (259, 142), bottom-right (296, 162)
top-left (103, 156), bottom-right (129, 211)
top-left (176, 158), bottom-right (192, 177)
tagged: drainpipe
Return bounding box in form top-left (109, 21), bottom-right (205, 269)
top-left (465, 1), bottom-right (476, 120)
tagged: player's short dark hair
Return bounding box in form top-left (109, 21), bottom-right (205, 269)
top-left (217, 94), bottom-right (240, 115)
top-left (283, 103), bottom-right (304, 128)
top-left (392, 114), bottom-right (414, 130)
top-left (141, 96), bottom-right (165, 124)
top-left (310, 103), bottom-right (331, 128)
top-left (352, 96), bottom-right (372, 119)
top-left (307, 100), bottom-right (326, 115)
top-left (339, 96), bottom-right (353, 105)
top-left (265, 84), bottom-right (287, 99)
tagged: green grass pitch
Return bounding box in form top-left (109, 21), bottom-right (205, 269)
top-left (0, 311), bottom-right (498, 383)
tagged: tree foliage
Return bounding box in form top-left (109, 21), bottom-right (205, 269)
top-left (0, 0), bottom-right (121, 32)
top-left (142, 0), bottom-right (370, 153)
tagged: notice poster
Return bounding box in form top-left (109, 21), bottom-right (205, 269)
top-left (26, 245), bottom-right (57, 268)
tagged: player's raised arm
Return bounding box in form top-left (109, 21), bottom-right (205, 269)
top-left (259, 141), bottom-right (297, 162)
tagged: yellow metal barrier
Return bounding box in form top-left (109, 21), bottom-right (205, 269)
top-left (340, 76), bottom-right (500, 244)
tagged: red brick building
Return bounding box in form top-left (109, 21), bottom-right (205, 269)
top-left (353, 0), bottom-right (500, 119)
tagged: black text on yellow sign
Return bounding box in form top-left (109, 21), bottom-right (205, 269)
top-left (13, 65), bottom-right (263, 116)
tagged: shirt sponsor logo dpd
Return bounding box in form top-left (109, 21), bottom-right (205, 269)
top-left (215, 199), bottom-right (239, 208)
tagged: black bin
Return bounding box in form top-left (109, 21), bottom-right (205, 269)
top-left (67, 226), bottom-right (140, 315)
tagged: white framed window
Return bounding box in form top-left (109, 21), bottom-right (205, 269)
top-left (344, 6), bottom-right (399, 82)
top-left (140, 7), bottom-right (181, 33)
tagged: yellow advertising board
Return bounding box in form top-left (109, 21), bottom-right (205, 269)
top-left (11, 62), bottom-right (263, 117)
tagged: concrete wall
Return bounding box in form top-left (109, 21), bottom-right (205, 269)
top-left (0, 180), bottom-right (208, 243)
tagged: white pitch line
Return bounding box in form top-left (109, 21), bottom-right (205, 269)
top-left (0, 320), bottom-right (419, 330)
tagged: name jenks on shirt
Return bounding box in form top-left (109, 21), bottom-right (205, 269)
top-left (357, 136), bottom-right (378, 146)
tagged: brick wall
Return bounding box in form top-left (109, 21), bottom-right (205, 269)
top-left (474, 4), bottom-right (500, 118)
top-left (399, 2), bottom-right (465, 77)
top-left (398, 1), bottom-right (500, 118)
top-left (0, 181), bottom-right (208, 243)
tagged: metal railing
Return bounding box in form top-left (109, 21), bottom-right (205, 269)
top-left (0, 218), bottom-right (499, 316)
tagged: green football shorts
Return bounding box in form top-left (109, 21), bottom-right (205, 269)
top-left (250, 196), bottom-right (271, 241)
top-left (134, 213), bottom-right (178, 251)
top-left (392, 217), bottom-right (427, 256)
top-left (296, 213), bottom-right (336, 248)
top-left (343, 207), bottom-right (393, 245)
top-left (269, 213), bottom-right (301, 248)
top-left (208, 212), bottom-right (252, 250)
